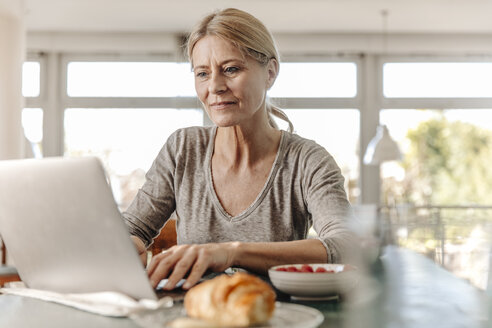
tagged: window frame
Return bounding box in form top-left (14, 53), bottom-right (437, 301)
top-left (24, 53), bottom-right (45, 107)
top-left (30, 51), bottom-right (492, 205)
top-left (270, 54), bottom-right (361, 109)
top-left (61, 54), bottom-right (201, 109)
top-left (26, 51), bottom-right (366, 202)
top-left (377, 55), bottom-right (492, 205)
top-left (380, 55), bottom-right (492, 109)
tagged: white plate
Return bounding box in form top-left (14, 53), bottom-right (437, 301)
top-left (268, 263), bottom-right (358, 297)
top-left (264, 302), bottom-right (324, 328)
top-left (132, 302), bottom-right (323, 328)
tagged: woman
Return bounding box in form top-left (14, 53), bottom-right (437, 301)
top-left (123, 8), bottom-right (354, 291)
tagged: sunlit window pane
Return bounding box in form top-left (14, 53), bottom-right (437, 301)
top-left (64, 108), bottom-right (203, 209)
top-left (380, 109), bottom-right (492, 204)
top-left (274, 109), bottom-right (360, 203)
top-left (380, 108), bottom-right (492, 290)
top-left (384, 63), bottom-right (492, 98)
top-left (22, 62), bottom-right (40, 97)
top-left (380, 109), bottom-right (492, 171)
top-left (22, 108), bottom-right (43, 143)
top-left (67, 62), bottom-right (195, 97)
top-left (22, 108), bottom-right (43, 158)
top-left (269, 63), bottom-right (357, 98)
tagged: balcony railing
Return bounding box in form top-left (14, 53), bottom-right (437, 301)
top-left (379, 204), bottom-right (492, 290)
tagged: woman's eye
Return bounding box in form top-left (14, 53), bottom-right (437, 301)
top-left (224, 66), bottom-right (240, 74)
top-left (195, 71), bottom-right (208, 78)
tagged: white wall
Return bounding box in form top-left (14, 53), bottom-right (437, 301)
top-left (275, 33), bottom-right (492, 56)
top-left (0, 0), bottom-right (25, 160)
top-left (27, 32), bottom-right (178, 55)
top-left (26, 31), bottom-right (492, 57)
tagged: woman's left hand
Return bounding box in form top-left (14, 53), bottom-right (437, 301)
top-left (147, 242), bottom-right (238, 290)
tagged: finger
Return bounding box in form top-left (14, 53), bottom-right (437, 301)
top-left (148, 255), bottom-right (177, 288)
top-left (163, 252), bottom-right (198, 290)
top-left (182, 255), bottom-right (209, 290)
top-left (147, 250), bottom-right (171, 277)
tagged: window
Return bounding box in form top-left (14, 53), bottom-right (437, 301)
top-left (61, 59), bottom-right (360, 208)
top-left (383, 62), bottom-right (492, 98)
top-left (269, 62), bottom-right (357, 98)
top-left (22, 61), bottom-right (40, 97)
top-left (22, 108), bottom-right (43, 158)
top-left (380, 108), bottom-right (492, 205)
top-left (380, 109), bottom-right (492, 290)
top-left (22, 60), bottom-right (43, 157)
top-left (64, 108), bottom-right (203, 209)
top-left (67, 62), bottom-right (195, 97)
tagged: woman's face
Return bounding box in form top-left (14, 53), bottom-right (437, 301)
top-left (192, 35), bottom-right (277, 128)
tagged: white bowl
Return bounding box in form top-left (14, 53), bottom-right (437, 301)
top-left (268, 264), bottom-right (358, 297)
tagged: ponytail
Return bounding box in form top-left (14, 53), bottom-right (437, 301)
top-left (267, 103), bottom-right (294, 133)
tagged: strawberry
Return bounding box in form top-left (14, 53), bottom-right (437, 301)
top-left (300, 264), bottom-right (314, 272)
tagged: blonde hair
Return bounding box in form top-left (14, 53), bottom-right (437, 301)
top-left (186, 8), bottom-right (294, 133)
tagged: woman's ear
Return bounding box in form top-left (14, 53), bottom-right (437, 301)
top-left (266, 58), bottom-right (279, 90)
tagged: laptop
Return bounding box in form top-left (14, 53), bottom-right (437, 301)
top-left (0, 156), bottom-right (160, 300)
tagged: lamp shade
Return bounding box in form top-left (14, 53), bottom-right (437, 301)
top-left (363, 125), bottom-right (402, 165)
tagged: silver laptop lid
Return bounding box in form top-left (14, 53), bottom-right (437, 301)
top-left (0, 157), bottom-right (156, 300)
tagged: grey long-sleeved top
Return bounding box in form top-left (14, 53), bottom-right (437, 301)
top-left (123, 126), bottom-right (354, 263)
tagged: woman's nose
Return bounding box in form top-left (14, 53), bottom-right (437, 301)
top-left (208, 72), bottom-right (227, 94)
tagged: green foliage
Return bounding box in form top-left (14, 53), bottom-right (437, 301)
top-left (398, 115), bottom-right (492, 205)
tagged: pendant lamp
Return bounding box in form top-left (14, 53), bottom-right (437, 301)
top-left (363, 125), bottom-right (402, 165)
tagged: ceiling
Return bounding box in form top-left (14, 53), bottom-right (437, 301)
top-left (23, 0), bottom-right (492, 35)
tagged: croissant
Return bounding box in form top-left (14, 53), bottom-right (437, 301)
top-left (183, 272), bottom-right (276, 327)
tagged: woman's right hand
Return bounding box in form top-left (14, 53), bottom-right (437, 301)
top-left (130, 236), bottom-right (148, 267)
top-left (146, 242), bottom-right (239, 291)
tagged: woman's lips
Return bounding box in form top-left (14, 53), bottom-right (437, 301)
top-left (209, 101), bottom-right (237, 110)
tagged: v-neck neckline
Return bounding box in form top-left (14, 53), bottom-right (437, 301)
top-left (205, 126), bottom-right (286, 222)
